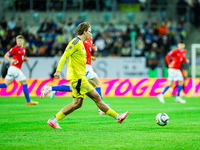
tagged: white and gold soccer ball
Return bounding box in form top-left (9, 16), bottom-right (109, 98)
top-left (156, 113), bottom-right (169, 126)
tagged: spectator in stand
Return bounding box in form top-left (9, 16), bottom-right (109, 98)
top-left (75, 16), bottom-right (83, 27)
top-left (176, 23), bottom-right (186, 39)
top-left (26, 34), bottom-right (38, 55)
top-left (142, 23), bottom-right (149, 35)
top-left (121, 31), bottom-right (130, 43)
top-left (104, 31), bottom-right (114, 49)
top-left (107, 23), bottom-right (115, 36)
top-left (94, 36), bottom-right (105, 55)
top-left (126, 23), bottom-right (132, 35)
top-left (29, 25), bottom-right (37, 35)
top-left (133, 24), bottom-right (141, 38)
top-left (38, 18), bottom-right (50, 33)
top-left (49, 19), bottom-right (57, 31)
top-left (7, 17), bottom-right (16, 30)
top-left (145, 29), bottom-right (156, 48)
top-left (14, 22), bottom-right (21, 35)
top-left (64, 17), bottom-right (74, 34)
top-left (99, 23), bottom-right (106, 34)
top-left (152, 23), bottom-right (159, 35)
top-left (110, 40), bottom-right (121, 57)
top-left (57, 18), bottom-right (66, 29)
top-left (147, 43), bottom-right (159, 70)
top-left (158, 22), bottom-right (167, 35)
top-left (55, 26), bottom-right (62, 34)
top-left (1, 35), bottom-right (8, 50)
top-left (135, 35), bottom-right (145, 57)
top-left (0, 17), bottom-right (7, 30)
top-left (43, 31), bottom-right (51, 41)
top-left (120, 41), bottom-right (131, 57)
top-left (159, 35), bottom-right (170, 56)
top-left (144, 17), bottom-right (153, 28)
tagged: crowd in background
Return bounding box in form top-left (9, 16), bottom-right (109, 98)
top-left (0, 15), bottom-right (187, 58)
top-left (1, 0), bottom-right (200, 71)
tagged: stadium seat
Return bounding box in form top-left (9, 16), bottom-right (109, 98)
top-left (127, 12), bottom-right (134, 21)
top-left (103, 12), bottom-right (111, 22)
top-left (79, 12), bottom-right (87, 21)
top-left (56, 12), bottom-right (64, 22)
top-left (32, 12), bottom-right (40, 22)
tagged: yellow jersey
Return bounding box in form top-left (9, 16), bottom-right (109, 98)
top-left (56, 37), bottom-right (86, 80)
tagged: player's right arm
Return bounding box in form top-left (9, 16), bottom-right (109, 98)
top-left (55, 43), bottom-right (75, 79)
top-left (166, 49), bottom-right (176, 68)
top-left (0, 60), bottom-right (2, 64)
top-left (4, 52), bottom-right (17, 64)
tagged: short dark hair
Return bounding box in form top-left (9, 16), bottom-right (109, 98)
top-left (16, 35), bottom-right (24, 40)
top-left (77, 22), bottom-right (90, 35)
top-left (178, 40), bottom-right (185, 44)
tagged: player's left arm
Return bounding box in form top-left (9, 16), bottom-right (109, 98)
top-left (91, 44), bottom-right (97, 56)
top-left (91, 56), bottom-right (96, 61)
top-left (23, 56), bottom-right (29, 62)
top-left (183, 51), bottom-right (189, 63)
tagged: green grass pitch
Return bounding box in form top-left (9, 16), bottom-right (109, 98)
top-left (0, 96), bottom-right (200, 150)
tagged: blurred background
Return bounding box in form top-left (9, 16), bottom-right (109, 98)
top-left (0, 0), bottom-right (200, 79)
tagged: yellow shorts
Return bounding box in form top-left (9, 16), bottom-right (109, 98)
top-left (70, 76), bottom-right (93, 98)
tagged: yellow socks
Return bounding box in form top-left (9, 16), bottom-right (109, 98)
top-left (106, 108), bottom-right (118, 119)
top-left (55, 111), bottom-right (66, 120)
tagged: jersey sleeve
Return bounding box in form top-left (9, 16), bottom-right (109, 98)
top-left (8, 47), bottom-right (16, 56)
top-left (56, 43), bottom-right (75, 72)
top-left (168, 49), bottom-right (176, 56)
top-left (165, 54), bottom-right (171, 65)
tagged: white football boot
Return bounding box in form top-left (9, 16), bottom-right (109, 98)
top-left (175, 96), bottom-right (186, 104)
top-left (40, 85), bottom-right (52, 99)
top-left (157, 94), bottom-right (165, 104)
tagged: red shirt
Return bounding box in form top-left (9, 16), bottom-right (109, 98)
top-left (8, 45), bottom-right (26, 69)
top-left (83, 37), bottom-right (95, 65)
top-left (165, 48), bottom-right (187, 70)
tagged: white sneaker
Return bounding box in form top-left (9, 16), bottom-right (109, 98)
top-left (157, 94), bottom-right (165, 103)
top-left (175, 97), bottom-right (186, 103)
top-left (50, 91), bottom-right (57, 99)
top-left (40, 85), bottom-right (52, 99)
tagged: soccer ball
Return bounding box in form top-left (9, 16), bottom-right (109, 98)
top-left (156, 113), bottom-right (169, 126)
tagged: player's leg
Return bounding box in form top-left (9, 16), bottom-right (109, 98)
top-left (157, 68), bottom-right (175, 103)
top-left (88, 76), bottom-right (108, 115)
top-left (182, 77), bottom-right (186, 96)
top-left (0, 79), bottom-right (12, 88)
top-left (157, 80), bottom-right (173, 103)
top-left (170, 84), bottom-right (178, 96)
top-left (175, 80), bottom-right (186, 103)
top-left (20, 79), bottom-right (38, 105)
top-left (0, 66), bottom-right (14, 88)
top-left (48, 78), bottom-right (85, 129)
top-left (173, 69), bottom-right (186, 103)
top-left (40, 84), bottom-right (72, 99)
top-left (47, 97), bottom-right (83, 129)
top-left (86, 89), bottom-right (129, 123)
top-left (86, 65), bottom-right (109, 114)
top-left (16, 68), bottom-right (38, 105)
